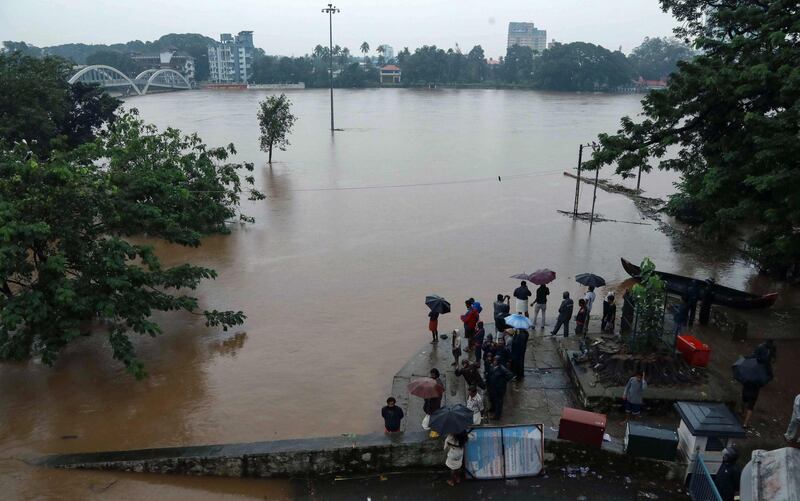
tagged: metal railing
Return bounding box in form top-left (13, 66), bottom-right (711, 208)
top-left (689, 454), bottom-right (722, 501)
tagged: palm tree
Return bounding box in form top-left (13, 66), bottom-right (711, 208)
top-left (360, 41), bottom-right (370, 67)
top-left (376, 45), bottom-right (385, 67)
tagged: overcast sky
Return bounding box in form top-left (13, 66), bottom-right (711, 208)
top-left (1, 0), bottom-right (678, 57)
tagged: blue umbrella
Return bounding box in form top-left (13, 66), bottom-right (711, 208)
top-left (504, 314), bottom-right (531, 329)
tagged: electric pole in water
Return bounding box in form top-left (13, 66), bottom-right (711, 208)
top-left (322, 3), bottom-right (339, 132)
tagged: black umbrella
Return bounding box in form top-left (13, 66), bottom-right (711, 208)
top-left (425, 295), bottom-right (451, 314)
top-left (428, 404), bottom-right (474, 435)
top-left (575, 273), bottom-right (606, 288)
top-left (732, 356), bottom-right (772, 387)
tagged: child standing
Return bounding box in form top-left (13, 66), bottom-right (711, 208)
top-left (428, 310), bottom-right (439, 343)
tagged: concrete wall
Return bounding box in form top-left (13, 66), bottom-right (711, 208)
top-left (39, 429), bottom-right (684, 481)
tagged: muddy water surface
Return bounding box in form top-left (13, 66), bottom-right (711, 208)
top-left (0, 88), bottom-right (781, 498)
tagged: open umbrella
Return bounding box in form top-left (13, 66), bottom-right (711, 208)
top-left (504, 313), bottom-right (532, 329)
top-left (575, 273), bottom-right (606, 288)
top-left (428, 404), bottom-right (474, 435)
top-left (425, 295), bottom-right (451, 314)
top-left (530, 269), bottom-right (556, 285)
top-left (407, 377), bottom-right (445, 399)
top-left (510, 273), bottom-right (534, 281)
top-left (732, 356), bottom-right (772, 387)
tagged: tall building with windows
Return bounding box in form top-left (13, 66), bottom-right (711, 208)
top-left (507, 22), bottom-right (547, 54)
top-left (208, 31), bottom-right (255, 83)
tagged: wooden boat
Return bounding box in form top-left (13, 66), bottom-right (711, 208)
top-left (620, 258), bottom-right (778, 310)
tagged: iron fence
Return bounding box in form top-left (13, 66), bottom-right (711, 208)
top-left (688, 454), bottom-right (722, 501)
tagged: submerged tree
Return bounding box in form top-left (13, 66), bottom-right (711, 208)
top-left (0, 56), bottom-right (265, 378)
top-left (257, 94), bottom-right (297, 163)
top-left (587, 0), bottom-right (800, 277)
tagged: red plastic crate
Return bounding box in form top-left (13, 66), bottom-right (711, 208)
top-left (676, 334), bottom-right (711, 367)
top-left (558, 407), bottom-right (607, 448)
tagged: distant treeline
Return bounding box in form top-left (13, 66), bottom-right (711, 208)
top-left (2, 36), bottom-right (694, 91)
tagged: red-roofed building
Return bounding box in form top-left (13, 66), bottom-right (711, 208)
top-left (380, 64), bottom-right (401, 84)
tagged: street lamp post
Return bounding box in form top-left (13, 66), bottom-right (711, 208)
top-left (322, 3), bottom-right (339, 132)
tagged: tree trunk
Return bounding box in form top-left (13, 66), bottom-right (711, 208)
top-left (268, 144), bottom-right (273, 163)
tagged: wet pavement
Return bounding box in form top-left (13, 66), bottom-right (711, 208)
top-left (298, 470), bottom-right (687, 500)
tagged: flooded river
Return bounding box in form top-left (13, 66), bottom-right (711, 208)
top-left (0, 88), bottom-right (778, 498)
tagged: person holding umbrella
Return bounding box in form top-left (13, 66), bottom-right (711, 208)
top-left (532, 283), bottom-right (550, 329)
top-left (425, 295), bottom-right (451, 344)
top-left (513, 281), bottom-right (532, 317)
top-left (444, 431), bottom-right (469, 486)
top-left (407, 374), bottom-right (445, 432)
top-left (493, 294), bottom-right (511, 332)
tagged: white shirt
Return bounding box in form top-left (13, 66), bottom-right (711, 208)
top-left (584, 290), bottom-right (596, 312)
top-left (467, 392), bottom-right (485, 414)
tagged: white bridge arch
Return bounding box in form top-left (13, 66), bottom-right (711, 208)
top-left (69, 65), bottom-right (192, 95)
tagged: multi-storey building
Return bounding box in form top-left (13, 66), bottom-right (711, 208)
top-left (507, 22), bottom-right (547, 54)
top-left (378, 44), bottom-right (394, 61)
top-left (208, 31), bottom-right (254, 83)
top-left (131, 50), bottom-right (195, 80)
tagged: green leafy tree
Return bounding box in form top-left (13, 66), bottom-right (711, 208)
top-left (86, 49), bottom-right (143, 76)
top-left (587, 0), bottom-right (800, 277)
top-left (628, 37), bottom-right (695, 80)
top-left (257, 94), bottom-right (297, 163)
top-left (630, 258), bottom-right (667, 352)
top-left (503, 44), bottom-right (535, 84)
top-left (0, 53), bottom-right (119, 158)
top-left (466, 45), bottom-right (487, 82)
top-left (2, 41), bottom-right (43, 57)
top-left (532, 42), bottom-right (635, 91)
top-left (0, 110), bottom-right (264, 377)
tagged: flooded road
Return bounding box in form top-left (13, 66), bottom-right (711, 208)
top-left (0, 88), bottom-right (779, 498)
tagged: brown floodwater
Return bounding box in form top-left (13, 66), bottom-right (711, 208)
top-left (0, 88), bottom-right (788, 498)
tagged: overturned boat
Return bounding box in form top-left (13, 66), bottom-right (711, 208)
top-left (620, 258), bottom-right (777, 310)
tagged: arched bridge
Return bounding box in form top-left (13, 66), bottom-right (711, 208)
top-left (68, 65), bottom-right (192, 95)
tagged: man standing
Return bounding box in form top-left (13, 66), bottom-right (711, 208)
top-left (381, 397), bottom-right (404, 433)
top-left (531, 283), bottom-right (549, 329)
top-left (785, 393), bottom-right (800, 445)
top-left (583, 286), bottom-right (596, 332)
top-left (466, 386), bottom-right (485, 425)
top-left (493, 294), bottom-right (511, 332)
top-left (513, 281), bottom-right (532, 317)
top-left (510, 329), bottom-right (529, 380)
top-left (487, 357), bottom-right (514, 420)
top-left (622, 371), bottom-right (647, 420)
top-left (550, 292), bottom-right (574, 337)
top-left (713, 447), bottom-right (741, 501)
top-left (455, 359), bottom-right (485, 389)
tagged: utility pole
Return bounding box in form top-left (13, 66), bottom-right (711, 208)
top-left (589, 142), bottom-right (600, 230)
top-left (636, 165), bottom-right (643, 191)
top-left (573, 144), bottom-right (584, 216)
top-left (322, 3), bottom-right (339, 132)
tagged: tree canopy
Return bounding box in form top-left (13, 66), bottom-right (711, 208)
top-left (257, 94), bottom-right (297, 163)
top-left (0, 55), bottom-right (264, 377)
top-left (588, 0), bottom-right (800, 276)
top-left (628, 37), bottom-right (695, 80)
top-left (533, 42), bottom-right (635, 91)
top-left (0, 53), bottom-right (119, 157)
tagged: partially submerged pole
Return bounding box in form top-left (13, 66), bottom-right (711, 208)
top-left (636, 165), bottom-right (642, 191)
top-left (573, 144), bottom-right (583, 216)
top-left (590, 165), bottom-right (600, 230)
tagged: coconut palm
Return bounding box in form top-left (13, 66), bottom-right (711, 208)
top-left (360, 41), bottom-right (370, 67)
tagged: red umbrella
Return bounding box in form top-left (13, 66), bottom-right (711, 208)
top-left (407, 377), bottom-right (444, 399)
top-left (530, 269), bottom-right (556, 285)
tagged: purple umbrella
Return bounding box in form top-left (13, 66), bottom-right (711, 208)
top-left (530, 269), bottom-right (556, 285)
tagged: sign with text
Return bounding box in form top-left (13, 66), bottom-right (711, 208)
top-left (464, 424), bottom-right (544, 480)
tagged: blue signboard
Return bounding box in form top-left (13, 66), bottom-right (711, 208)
top-left (464, 427), bottom-right (504, 479)
top-left (502, 425), bottom-right (544, 478)
top-left (464, 424), bottom-right (544, 480)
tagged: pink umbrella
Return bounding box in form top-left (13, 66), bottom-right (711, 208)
top-left (530, 269), bottom-right (556, 285)
top-left (407, 378), bottom-right (444, 399)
